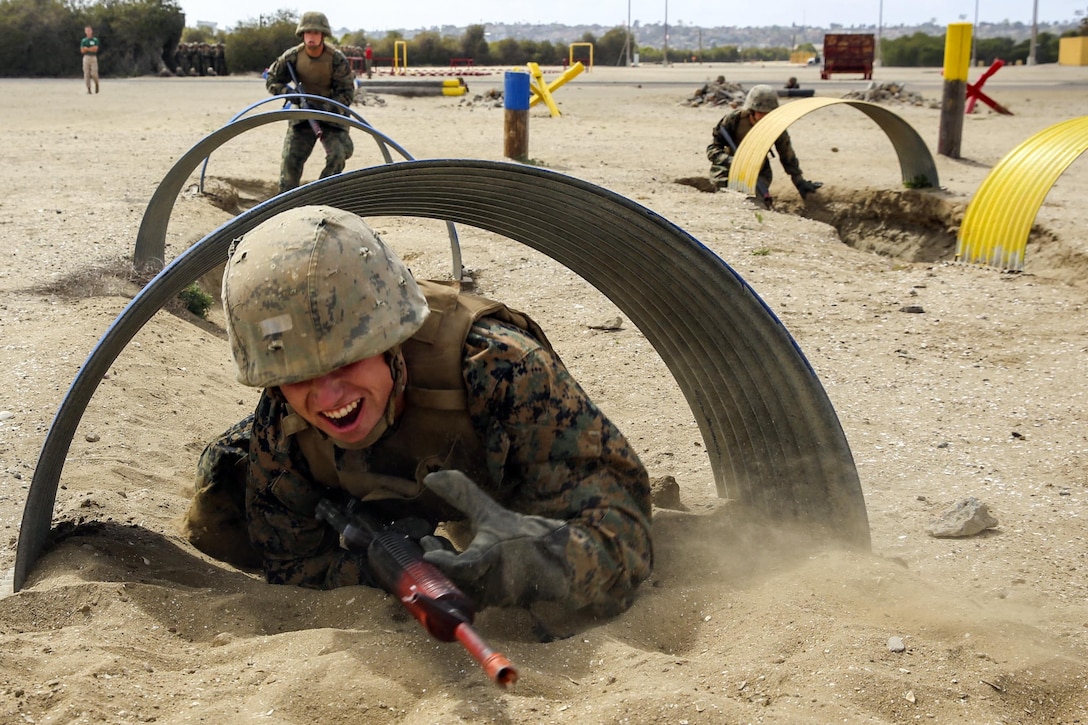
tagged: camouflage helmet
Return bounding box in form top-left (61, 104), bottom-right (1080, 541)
top-left (743, 84), bottom-right (779, 113)
top-left (222, 205), bottom-right (430, 388)
top-left (296, 11), bottom-right (332, 37)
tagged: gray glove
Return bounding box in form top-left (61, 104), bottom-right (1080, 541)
top-left (796, 179), bottom-right (823, 198)
top-left (422, 470), bottom-right (572, 609)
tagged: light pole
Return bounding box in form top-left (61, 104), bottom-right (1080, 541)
top-left (876, 0), bottom-right (884, 67)
top-left (1028, 0), bottom-right (1039, 64)
top-left (971, 0), bottom-right (980, 68)
top-left (626, 0), bottom-right (632, 67)
top-left (663, 0), bottom-right (669, 65)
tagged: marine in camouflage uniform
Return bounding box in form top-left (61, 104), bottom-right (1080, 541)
top-left (265, 11), bottom-right (355, 193)
top-left (706, 84), bottom-right (821, 203)
top-left (185, 206), bottom-right (652, 616)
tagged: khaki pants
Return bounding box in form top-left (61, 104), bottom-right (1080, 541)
top-left (83, 55), bottom-right (99, 93)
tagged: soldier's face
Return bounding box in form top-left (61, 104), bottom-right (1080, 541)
top-left (302, 31), bottom-right (324, 53)
top-left (279, 354), bottom-right (394, 445)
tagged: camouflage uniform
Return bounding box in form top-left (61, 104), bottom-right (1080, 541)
top-left (265, 42), bottom-right (355, 193)
top-left (707, 107), bottom-right (806, 193)
top-left (190, 281), bottom-right (653, 614)
top-left (214, 43), bottom-right (228, 76)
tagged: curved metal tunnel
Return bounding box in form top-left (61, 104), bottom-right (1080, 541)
top-left (728, 97), bottom-right (940, 195)
top-left (133, 107), bottom-right (465, 280)
top-left (14, 160), bottom-right (871, 591)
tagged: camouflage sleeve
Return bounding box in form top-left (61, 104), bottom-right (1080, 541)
top-left (265, 47), bottom-right (295, 97)
top-left (774, 129), bottom-right (806, 184)
top-left (706, 112), bottom-right (737, 166)
top-left (329, 50), bottom-right (356, 111)
top-left (463, 318), bottom-right (653, 613)
top-left (245, 390), bottom-right (376, 589)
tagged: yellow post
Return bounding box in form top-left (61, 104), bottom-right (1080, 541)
top-left (394, 40), bottom-right (408, 76)
top-left (938, 23), bottom-right (972, 158)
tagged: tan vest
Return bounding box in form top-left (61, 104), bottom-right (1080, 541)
top-left (285, 280), bottom-right (551, 516)
top-left (294, 45), bottom-right (334, 99)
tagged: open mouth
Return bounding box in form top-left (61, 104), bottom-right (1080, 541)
top-left (321, 399), bottom-right (363, 430)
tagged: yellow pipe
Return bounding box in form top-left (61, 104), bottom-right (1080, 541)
top-left (956, 115), bottom-right (1088, 271)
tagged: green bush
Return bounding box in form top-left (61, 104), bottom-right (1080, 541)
top-left (179, 283), bottom-right (214, 318)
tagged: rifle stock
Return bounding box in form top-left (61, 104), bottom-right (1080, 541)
top-left (315, 498), bottom-right (519, 687)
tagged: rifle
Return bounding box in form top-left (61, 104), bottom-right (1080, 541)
top-left (284, 62), bottom-right (330, 152)
top-left (315, 497), bottom-right (519, 687)
top-left (715, 125), bottom-right (773, 209)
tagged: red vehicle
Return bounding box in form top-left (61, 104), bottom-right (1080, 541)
top-left (821, 34), bottom-right (875, 80)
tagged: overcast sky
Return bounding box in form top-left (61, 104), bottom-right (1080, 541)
top-left (178, 1), bottom-right (1085, 34)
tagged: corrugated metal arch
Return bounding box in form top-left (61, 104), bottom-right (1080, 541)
top-left (13, 159), bottom-right (871, 591)
top-left (955, 115), bottom-right (1088, 271)
top-left (726, 97), bottom-right (939, 195)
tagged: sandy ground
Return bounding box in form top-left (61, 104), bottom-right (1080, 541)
top-left (2, 60), bottom-right (1088, 723)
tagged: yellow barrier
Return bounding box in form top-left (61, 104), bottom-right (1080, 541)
top-left (727, 97), bottom-right (939, 197)
top-left (955, 115), bottom-right (1088, 271)
top-left (394, 40), bottom-right (408, 75)
top-left (569, 42), bottom-right (594, 71)
top-left (525, 61), bottom-right (585, 117)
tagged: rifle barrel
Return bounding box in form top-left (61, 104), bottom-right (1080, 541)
top-left (454, 622), bottom-right (519, 687)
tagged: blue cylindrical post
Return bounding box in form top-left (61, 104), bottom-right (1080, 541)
top-left (504, 70), bottom-right (531, 160)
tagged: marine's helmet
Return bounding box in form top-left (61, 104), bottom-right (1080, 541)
top-left (296, 11), bottom-right (332, 38)
top-left (743, 84), bottom-right (779, 113)
top-left (223, 205), bottom-right (429, 388)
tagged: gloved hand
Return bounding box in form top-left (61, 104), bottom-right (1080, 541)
top-left (796, 179), bottom-right (823, 198)
top-left (422, 470), bottom-right (572, 609)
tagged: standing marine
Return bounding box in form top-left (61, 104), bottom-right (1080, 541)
top-left (264, 11), bottom-right (356, 193)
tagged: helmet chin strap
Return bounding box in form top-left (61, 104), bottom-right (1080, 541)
top-left (337, 346), bottom-right (406, 450)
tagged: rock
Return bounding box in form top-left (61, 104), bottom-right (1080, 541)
top-left (650, 475), bottom-right (684, 510)
top-left (888, 636), bottom-right (906, 652)
top-left (926, 496), bottom-right (998, 538)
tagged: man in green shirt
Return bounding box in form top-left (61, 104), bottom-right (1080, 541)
top-left (80, 26), bottom-right (99, 94)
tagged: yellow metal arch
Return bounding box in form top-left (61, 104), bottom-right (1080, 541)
top-left (955, 115), bottom-right (1088, 271)
top-left (727, 97), bottom-right (939, 196)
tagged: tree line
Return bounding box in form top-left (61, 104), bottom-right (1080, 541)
top-left (1, 0), bottom-right (1085, 78)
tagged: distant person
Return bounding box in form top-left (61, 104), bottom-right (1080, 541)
top-left (264, 11), bottom-right (356, 193)
top-left (80, 26), bottom-right (100, 94)
top-left (364, 42), bottom-right (373, 79)
top-left (784, 76), bottom-right (800, 89)
top-left (706, 84), bottom-right (822, 207)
